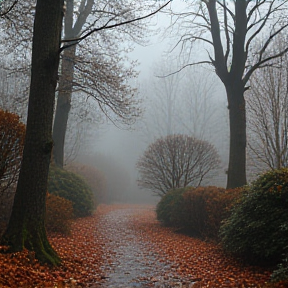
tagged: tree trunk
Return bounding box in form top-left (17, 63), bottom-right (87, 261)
top-left (226, 84), bottom-right (247, 189)
top-left (0, 0), bottom-right (64, 265)
top-left (52, 46), bottom-right (76, 167)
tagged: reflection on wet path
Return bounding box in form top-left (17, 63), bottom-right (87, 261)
top-left (98, 206), bottom-right (193, 288)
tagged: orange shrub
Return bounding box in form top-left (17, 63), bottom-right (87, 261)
top-left (45, 193), bottom-right (74, 235)
top-left (0, 109), bottom-right (25, 195)
top-left (183, 186), bottom-right (241, 239)
top-left (66, 163), bottom-right (107, 204)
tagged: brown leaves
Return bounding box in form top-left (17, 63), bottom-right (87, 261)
top-left (131, 207), bottom-right (286, 288)
top-left (0, 204), bottom-right (286, 288)
top-left (0, 207), bottom-right (109, 288)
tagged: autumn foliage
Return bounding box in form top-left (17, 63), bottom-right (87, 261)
top-left (157, 186), bottom-right (241, 239)
top-left (45, 193), bottom-right (74, 235)
top-left (0, 204), bottom-right (287, 287)
top-left (0, 109), bottom-right (25, 195)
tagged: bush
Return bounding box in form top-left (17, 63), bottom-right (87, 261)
top-left (220, 169), bottom-right (288, 264)
top-left (0, 109), bottom-right (25, 195)
top-left (182, 186), bottom-right (241, 238)
top-left (46, 193), bottom-right (74, 235)
top-left (48, 165), bottom-right (94, 217)
top-left (156, 187), bottom-right (189, 227)
top-left (137, 134), bottom-right (220, 196)
top-left (66, 163), bottom-right (107, 205)
top-left (271, 254), bottom-right (288, 284)
top-left (156, 186), bottom-right (241, 239)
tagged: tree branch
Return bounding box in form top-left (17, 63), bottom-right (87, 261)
top-left (60, 1), bottom-right (172, 51)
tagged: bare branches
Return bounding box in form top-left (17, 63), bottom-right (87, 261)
top-left (60, 1), bottom-right (172, 51)
top-left (247, 52), bottom-right (288, 171)
top-left (0, 0), bottom-right (18, 17)
top-left (137, 134), bottom-right (220, 196)
top-left (156, 61), bottom-right (213, 78)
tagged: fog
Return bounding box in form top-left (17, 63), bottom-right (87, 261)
top-left (72, 1), bottom-right (230, 204)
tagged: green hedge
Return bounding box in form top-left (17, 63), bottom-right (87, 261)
top-left (48, 165), bottom-right (94, 217)
top-left (156, 186), bottom-right (240, 239)
top-left (156, 187), bottom-right (189, 227)
top-left (220, 169), bottom-right (288, 264)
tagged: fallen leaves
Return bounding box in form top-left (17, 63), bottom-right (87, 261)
top-left (0, 205), bottom-right (112, 288)
top-left (130, 207), bottom-right (287, 288)
top-left (0, 204), bottom-right (287, 288)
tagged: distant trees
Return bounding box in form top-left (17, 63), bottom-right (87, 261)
top-left (137, 134), bottom-right (220, 196)
top-left (141, 62), bottom-right (225, 143)
top-left (167, 0), bottom-right (288, 188)
top-left (247, 52), bottom-right (288, 171)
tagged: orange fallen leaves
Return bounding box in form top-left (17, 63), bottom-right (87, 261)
top-left (0, 204), bottom-right (287, 288)
top-left (0, 205), bottom-right (112, 288)
top-left (130, 207), bottom-right (287, 288)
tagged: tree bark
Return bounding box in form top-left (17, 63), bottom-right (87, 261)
top-left (0, 0), bottom-right (64, 265)
top-left (53, 45), bottom-right (76, 167)
top-left (226, 83), bottom-right (247, 188)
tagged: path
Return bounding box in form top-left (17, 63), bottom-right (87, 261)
top-left (97, 205), bottom-right (194, 288)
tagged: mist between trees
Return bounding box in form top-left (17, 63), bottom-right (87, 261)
top-left (1, 0), bottom-right (288, 264)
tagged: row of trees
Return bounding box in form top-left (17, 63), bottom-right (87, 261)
top-left (0, 0), bottom-right (172, 264)
top-left (1, 0), bottom-right (288, 264)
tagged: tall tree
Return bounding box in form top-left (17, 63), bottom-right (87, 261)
top-left (0, 0), bottom-right (64, 265)
top-left (53, 1), bottom-right (170, 167)
top-left (167, 0), bottom-right (288, 188)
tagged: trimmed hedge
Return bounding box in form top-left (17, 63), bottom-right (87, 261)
top-left (156, 187), bottom-right (189, 227)
top-left (156, 186), bottom-right (240, 239)
top-left (48, 165), bottom-right (94, 217)
top-left (220, 169), bottom-right (288, 264)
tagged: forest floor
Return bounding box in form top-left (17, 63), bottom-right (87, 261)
top-left (0, 204), bottom-right (286, 288)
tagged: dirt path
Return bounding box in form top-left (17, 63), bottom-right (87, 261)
top-left (97, 205), bottom-right (194, 288)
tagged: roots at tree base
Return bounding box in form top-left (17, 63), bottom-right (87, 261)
top-left (0, 222), bottom-right (61, 266)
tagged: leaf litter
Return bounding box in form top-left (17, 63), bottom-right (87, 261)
top-left (0, 204), bottom-right (286, 288)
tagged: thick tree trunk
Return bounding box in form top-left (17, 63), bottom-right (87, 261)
top-left (0, 0), bottom-right (64, 265)
top-left (226, 84), bottom-right (247, 189)
top-left (52, 41), bottom-right (76, 167)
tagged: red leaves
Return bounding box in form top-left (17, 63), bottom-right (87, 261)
top-left (131, 206), bottom-right (285, 288)
top-left (0, 207), bottom-right (109, 288)
top-left (0, 204), bottom-right (286, 288)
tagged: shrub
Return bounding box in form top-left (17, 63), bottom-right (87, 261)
top-left (137, 134), bottom-right (220, 196)
top-left (48, 165), bottom-right (94, 217)
top-left (156, 186), bottom-right (241, 239)
top-left (220, 169), bottom-right (288, 264)
top-left (66, 163), bottom-right (107, 205)
top-left (156, 187), bottom-right (189, 227)
top-left (0, 109), bottom-right (25, 195)
top-left (182, 186), bottom-right (241, 238)
top-left (46, 193), bottom-right (74, 235)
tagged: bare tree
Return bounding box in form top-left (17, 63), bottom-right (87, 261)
top-left (247, 52), bottom-right (288, 172)
top-left (137, 134), bottom-right (220, 196)
top-left (165, 0), bottom-right (288, 188)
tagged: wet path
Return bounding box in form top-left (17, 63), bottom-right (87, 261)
top-left (97, 206), bottom-right (193, 288)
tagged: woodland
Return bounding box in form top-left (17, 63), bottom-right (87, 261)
top-left (0, 0), bottom-right (288, 287)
